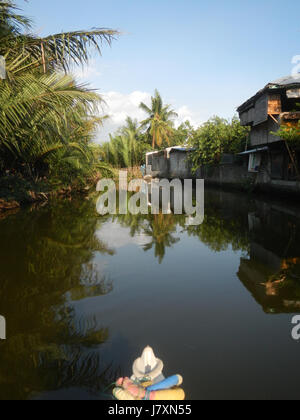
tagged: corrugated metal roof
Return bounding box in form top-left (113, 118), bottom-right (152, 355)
top-left (237, 75), bottom-right (300, 113)
top-left (166, 146), bottom-right (194, 152)
top-left (146, 151), bottom-right (159, 156)
top-left (146, 146), bottom-right (195, 157)
top-left (238, 147), bottom-right (268, 156)
top-left (269, 74), bottom-right (300, 87)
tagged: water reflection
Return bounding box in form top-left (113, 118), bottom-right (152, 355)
top-left (1, 189), bottom-right (300, 399)
top-left (238, 200), bottom-right (300, 314)
top-left (0, 201), bottom-right (116, 400)
top-left (109, 189), bottom-right (300, 312)
top-left (114, 213), bottom-right (183, 264)
top-left (185, 191), bottom-right (250, 253)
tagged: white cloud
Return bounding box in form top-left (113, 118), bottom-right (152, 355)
top-left (95, 90), bottom-right (151, 142)
top-left (103, 90), bottom-right (152, 124)
top-left (176, 105), bottom-right (204, 128)
top-left (73, 60), bottom-right (102, 81)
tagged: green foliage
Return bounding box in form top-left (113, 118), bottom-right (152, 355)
top-left (103, 106), bottom-right (249, 173)
top-left (102, 120), bottom-right (151, 168)
top-left (0, 2), bottom-right (119, 75)
top-left (140, 89), bottom-right (178, 149)
top-left (169, 120), bottom-right (195, 147)
top-left (102, 97), bottom-right (195, 168)
top-left (188, 116), bottom-right (249, 170)
top-left (0, 1), bottom-right (118, 189)
top-left (272, 120), bottom-right (300, 147)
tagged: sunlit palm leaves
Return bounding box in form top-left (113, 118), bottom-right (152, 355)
top-left (0, 2), bottom-right (119, 72)
top-left (0, 1), bottom-right (31, 37)
top-left (140, 89), bottom-right (178, 149)
top-left (0, 72), bottom-right (105, 177)
top-left (102, 128), bottom-right (150, 168)
top-left (0, 1), bottom-right (118, 180)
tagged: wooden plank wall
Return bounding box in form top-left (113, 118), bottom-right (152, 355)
top-left (268, 95), bottom-right (282, 115)
top-left (240, 93), bottom-right (282, 126)
top-left (254, 95), bottom-right (268, 126)
top-left (250, 119), bottom-right (281, 146)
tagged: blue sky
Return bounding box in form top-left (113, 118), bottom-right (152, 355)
top-left (17, 0), bottom-right (300, 140)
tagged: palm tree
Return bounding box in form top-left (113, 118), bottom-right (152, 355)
top-left (0, 1), bottom-right (119, 179)
top-left (0, 2), bottom-right (119, 76)
top-left (103, 124), bottom-right (150, 169)
top-left (119, 117), bottom-right (140, 137)
top-left (139, 90), bottom-right (178, 149)
top-left (0, 71), bottom-right (104, 178)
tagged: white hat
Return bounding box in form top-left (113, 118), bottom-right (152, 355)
top-left (132, 346), bottom-right (164, 381)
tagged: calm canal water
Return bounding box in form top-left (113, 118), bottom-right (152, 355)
top-left (1, 188), bottom-right (300, 400)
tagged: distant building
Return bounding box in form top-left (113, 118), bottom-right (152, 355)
top-left (237, 75), bottom-right (300, 183)
top-left (145, 77), bottom-right (300, 197)
top-left (146, 146), bottom-right (196, 179)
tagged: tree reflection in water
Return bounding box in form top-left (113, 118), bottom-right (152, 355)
top-left (1, 190), bottom-right (300, 399)
top-left (0, 200), bottom-right (116, 400)
top-left (113, 212), bottom-right (184, 264)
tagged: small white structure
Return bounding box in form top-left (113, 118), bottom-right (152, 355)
top-left (146, 146), bottom-right (195, 179)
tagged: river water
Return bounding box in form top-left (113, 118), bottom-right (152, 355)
top-left (1, 188), bottom-right (300, 400)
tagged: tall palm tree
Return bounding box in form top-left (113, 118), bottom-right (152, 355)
top-left (139, 89), bottom-right (178, 149)
top-left (0, 1), bottom-right (119, 179)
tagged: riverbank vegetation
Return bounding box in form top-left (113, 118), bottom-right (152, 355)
top-left (0, 1), bottom-right (118, 206)
top-left (100, 90), bottom-right (180, 170)
top-left (188, 116), bottom-right (250, 171)
top-left (101, 96), bottom-right (249, 174)
top-left (0, 2), bottom-right (250, 210)
top-left (272, 118), bottom-right (300, 179)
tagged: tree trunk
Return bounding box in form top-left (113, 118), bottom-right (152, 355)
top-left (152, 132), bottom-right (156, 149)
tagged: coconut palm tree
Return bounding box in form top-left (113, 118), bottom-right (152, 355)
top-left (0, 71), bottom-right (105, 178)
top-left (139, 90), bottom-right (178, 149)
top-left (0, 1), bottom-right (119, 179)
top-left (119, 117), bottom-right (140, 137)
top-left (0, 1), bottom-right (119, 76)
top-left (102, 126), bottom-right (150, 169)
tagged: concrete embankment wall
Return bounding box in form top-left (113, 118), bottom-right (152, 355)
top-left (199, 162), bottom-right (253, 189)
top-left (147, 150), bottom-right (199, 179)
top-left (146, 150), bottom-right (300, 198)
top-left (201, 164), bottom-right (300, 197)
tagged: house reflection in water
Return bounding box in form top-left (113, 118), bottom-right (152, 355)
top-left (136, 183), bottom-right (300, 314)
top-left (238, 201), bottom-right (300, 314)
